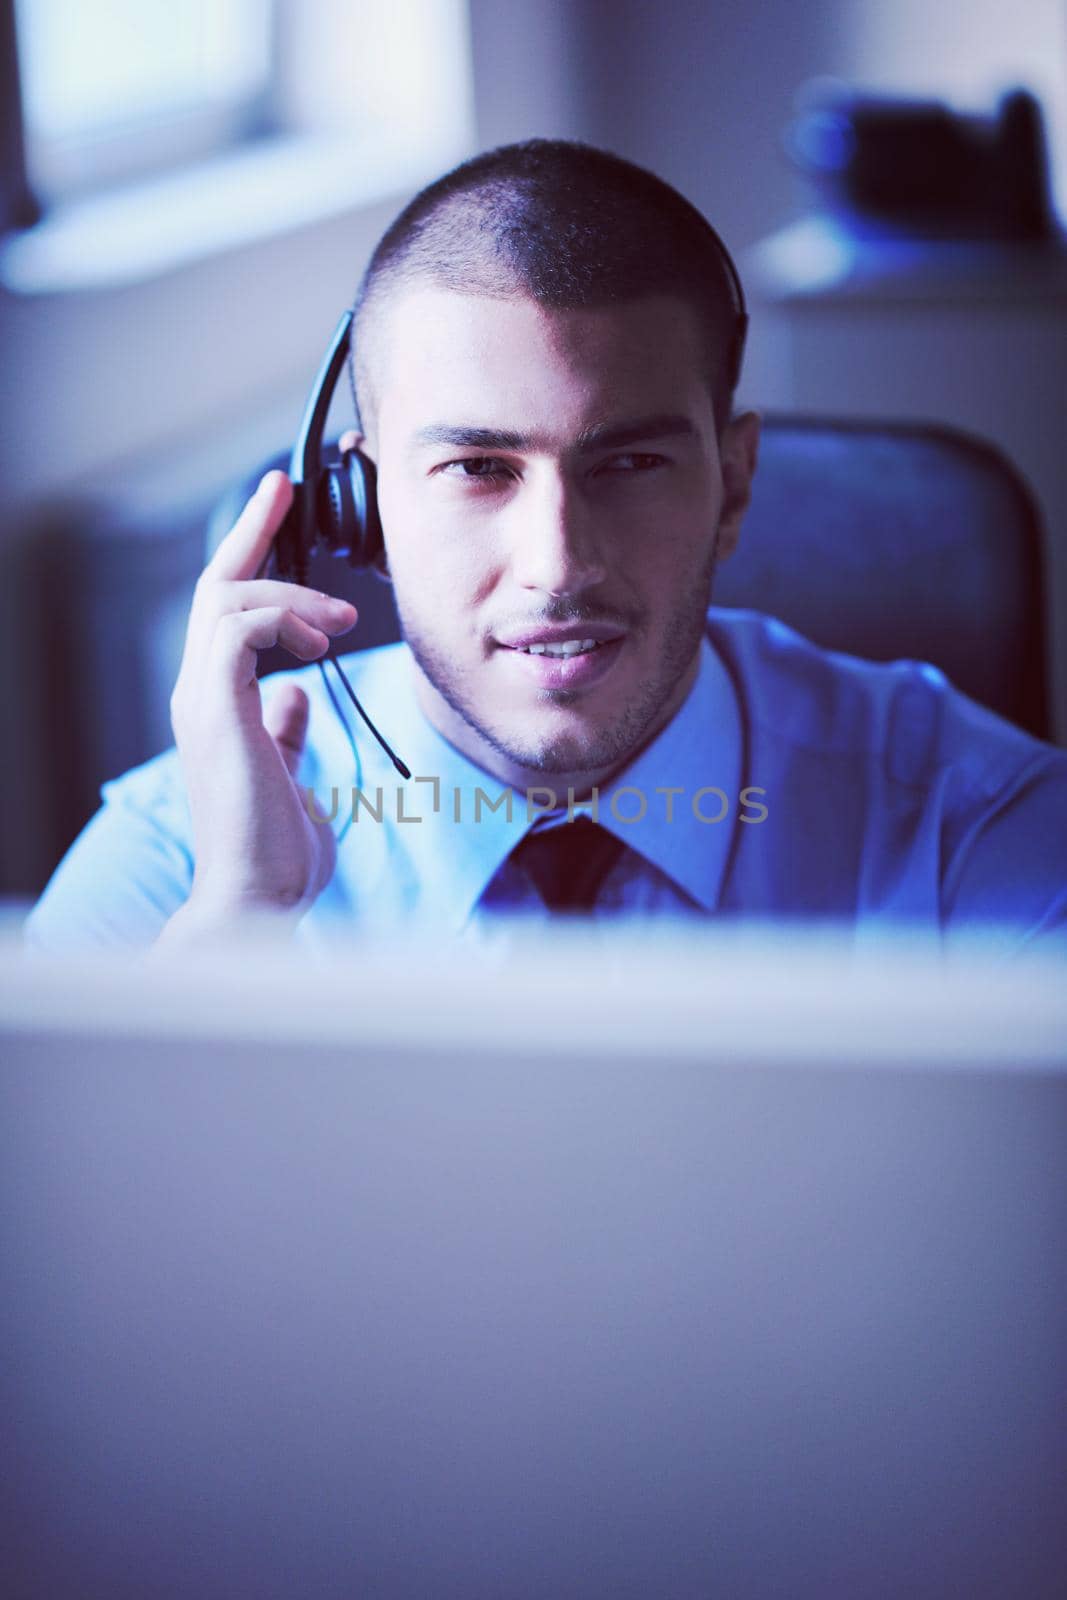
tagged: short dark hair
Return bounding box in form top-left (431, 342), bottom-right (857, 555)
top-left (349, 138), bottom-right (747, 439)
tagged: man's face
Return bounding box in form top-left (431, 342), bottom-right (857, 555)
top-left (363, 286), bottom-right (758, 793)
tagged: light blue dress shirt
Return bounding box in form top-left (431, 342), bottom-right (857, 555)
top-left (24, 609), bottom-right (1067, 955)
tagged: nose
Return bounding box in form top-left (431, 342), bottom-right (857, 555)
top-left (510, 469), bottom-right (607, 598)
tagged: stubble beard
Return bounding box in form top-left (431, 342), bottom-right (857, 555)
top-left (396, 551), bottom-right (718, 780)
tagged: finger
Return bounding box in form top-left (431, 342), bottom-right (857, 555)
top-left (212, 579), bottom-right (357, 635)
top-left (338, 429), bottom-right (362, 453)
top-left (208, 606), bottom-right (329, 696)
top-left (206, 471), bottom-right (294, 584)
top-left (263, 683), bottom-right (310, 776)
top-left (182, 579), bottom-right (354, 684)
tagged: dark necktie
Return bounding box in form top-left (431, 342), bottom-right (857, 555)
top-left (509, 816), bottom-right (625, 913)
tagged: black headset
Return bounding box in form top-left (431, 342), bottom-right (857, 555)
top-left (271, 230), bottom-right (747, 782)
top-left (271, 309), bottom-right (409, 779)
top-left (273, 308), bottom-right (383, 587)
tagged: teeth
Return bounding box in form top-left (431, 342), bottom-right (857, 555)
top-left (521, 639), bottom-right (601, 657)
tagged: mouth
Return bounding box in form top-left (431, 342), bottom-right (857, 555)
top-left (494, 630), bottom-right (627, 690)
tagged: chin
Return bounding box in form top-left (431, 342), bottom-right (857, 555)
top-left (481, 716), bottom-right (641, 780)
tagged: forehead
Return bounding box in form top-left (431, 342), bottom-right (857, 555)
top-left (368, 286), bottom-right (714, 445)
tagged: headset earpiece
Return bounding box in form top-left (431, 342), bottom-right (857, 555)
top-left (275, 311), bottom-right (388, 583)
top-left (346, 446), bottom-right (384, 570)
top-left (316, 446), bottom-right (384, 571)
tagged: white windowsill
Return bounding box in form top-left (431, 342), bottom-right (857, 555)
top-left (0, 131), bottom-right (465, 295)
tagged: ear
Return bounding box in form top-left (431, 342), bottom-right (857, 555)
top-left (713, 410), bottom-right (761, 561)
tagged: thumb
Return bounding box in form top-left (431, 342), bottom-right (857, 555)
top-left (263, 683), bottom-right (310, 776)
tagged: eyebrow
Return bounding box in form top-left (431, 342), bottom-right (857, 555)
top-left (411, 413), bottom-right (699, 455)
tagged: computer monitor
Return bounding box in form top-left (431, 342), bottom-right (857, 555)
top-left (2, 929), bottom-right (1065, 1598)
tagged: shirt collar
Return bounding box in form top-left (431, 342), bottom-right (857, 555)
top-left (332, 633), bottom-right (740, 929)
top-left (592, 634), bottom-right (740, 914)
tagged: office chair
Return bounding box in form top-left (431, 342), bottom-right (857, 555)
top-left (206, 417), bottom-right (1051, 740)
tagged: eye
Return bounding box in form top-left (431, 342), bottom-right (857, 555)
top-left (600, 452), bottom-right (668, 474)
top-left (438, 456), bottom-right (513, 483)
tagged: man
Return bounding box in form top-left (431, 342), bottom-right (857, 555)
top-left (24, 140), bottom-right (1067, 954)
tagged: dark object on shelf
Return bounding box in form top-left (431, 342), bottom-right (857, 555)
top-left (785, 86), bottom-right (1056, 241)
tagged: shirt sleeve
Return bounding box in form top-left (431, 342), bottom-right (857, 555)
top-left (22, 748), bottom-right (195, 955)
top-left (940, 749), bottom-right (1067, 958)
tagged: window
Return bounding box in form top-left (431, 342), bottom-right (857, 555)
top-left (3, 1), bottom-right (475, 290)
top-left (15, 0), bottom-right (277, 202)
